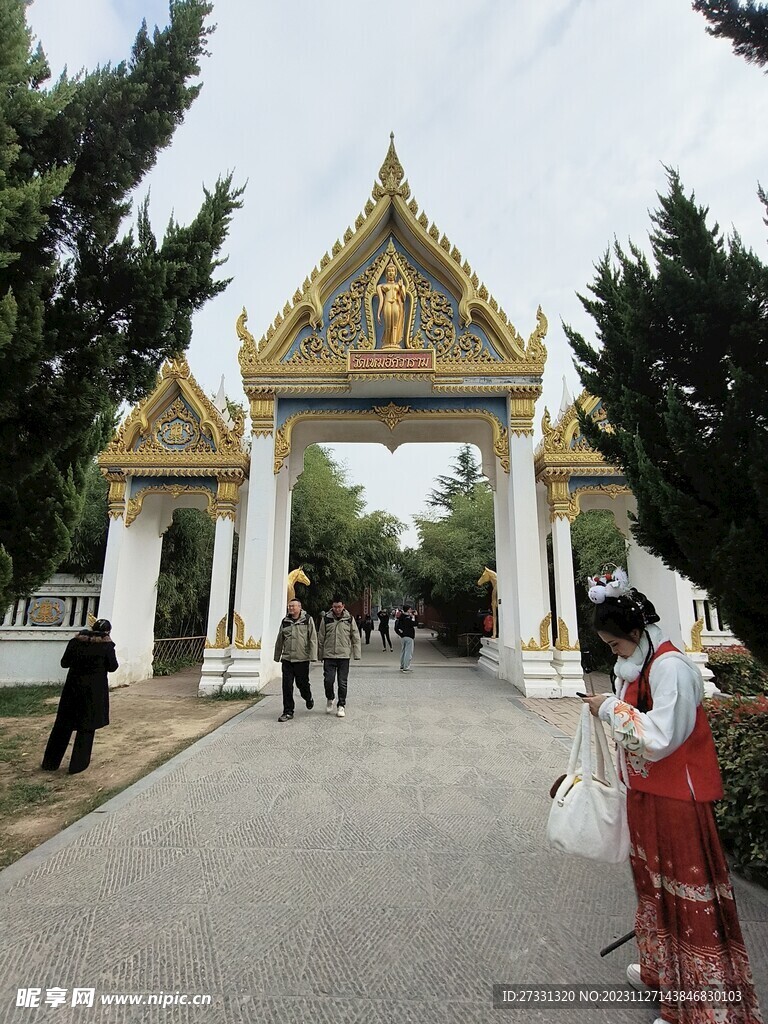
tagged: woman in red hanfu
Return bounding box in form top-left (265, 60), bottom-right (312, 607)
top-left (582, 568), bottom-right (762, 1024)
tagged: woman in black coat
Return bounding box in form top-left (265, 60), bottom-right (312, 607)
top-left (377, 609), bottom-right (393, 651)
top-left (42, 618), bottom-right (118, 775)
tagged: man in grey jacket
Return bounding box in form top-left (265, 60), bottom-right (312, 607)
top-left (318, 597), bottom-right (361, 718)
top-left (274, 599), bottom-right (318, 723)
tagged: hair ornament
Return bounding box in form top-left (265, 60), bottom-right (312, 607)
top-left (587, 564), bottom-right (631, 605)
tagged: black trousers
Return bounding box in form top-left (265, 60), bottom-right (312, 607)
top-left (281, 661), bottom-right (312, 714)
top-left (42, 720), bottom-right (95, 775)
top-left (379, 627), bottom-right (392, 650)
top-left (323, 658), bottom-right (350, 706)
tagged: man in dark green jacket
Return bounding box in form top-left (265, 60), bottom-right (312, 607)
top-left (274, 599), bottom-right (318, 722)
top-left (318, 597), bottom-right (361, 718)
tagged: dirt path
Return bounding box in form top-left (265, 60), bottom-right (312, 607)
top-left (0, 668), bottom-right (258, 867)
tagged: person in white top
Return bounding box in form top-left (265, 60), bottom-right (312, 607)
top-left (580, 568), bottom-right (762, 1024)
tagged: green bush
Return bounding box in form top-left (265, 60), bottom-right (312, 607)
top-left (707, 646), bottom-right (768, 696)
top-left (706, 695), bottom-right (768, 883)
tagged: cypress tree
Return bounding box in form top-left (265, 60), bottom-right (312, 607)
top-left (565, 171), bottom-right (768, 662)
top-left (0, 0), bottom-right (243, 605)
top-left (693, 0), bottom-right (768, 69)
top-left (427, 444), bottom-right (487, 513)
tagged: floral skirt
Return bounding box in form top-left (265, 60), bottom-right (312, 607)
top-left (628, 790), bottom-right (763, 1024)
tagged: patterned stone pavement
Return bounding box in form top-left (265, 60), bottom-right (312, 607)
top-left (1, 666), bottom-right (765, 1023)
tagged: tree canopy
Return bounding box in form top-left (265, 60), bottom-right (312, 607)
top-left (402, 485), bottom-right (496, 637)
top-left (289, 446), bottom-right (403, 616)
top-left (693, 0), bottom-right (768, 69)
top-left (569, 509), bottom-right (628, 670)
top-left (0, 0), bottom-right (243, 607)
top-left (565, 170), bottom-right (768, 660)
top-left (427, 444), bottom-right (488, 513)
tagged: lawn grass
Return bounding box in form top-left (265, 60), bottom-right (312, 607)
top-left (206, 687), bottom-right (264, 701)
top-left (0, 684), bottom-right (61, 717)
top-left (0, 727), bottom-right (24, 763)
top-left (0, 780), bottom-right (52, 817)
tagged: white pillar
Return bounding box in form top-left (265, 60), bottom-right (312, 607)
top-left (199, 514), bottom-right (235, 695)
top-left (264, 462), bottom-right (293, 671)
top-left (507, 433), bottom-right (558, 696)
top-left (108, 493), bottom-right (168, 686)
top-left (536, 486), bottom-right (551, 616)
top-left (233, 476), bottom-right (250, 613)
top-left (206, 516), bottom-right (236, 639)
top-left (550, 513), bottom-right (582, 694)
top-left (226, 433), bottom-right (277, 691)
top-left (97, 514), bottom-right (125, 624)
top-left (481, 483), bottom-right (514, 678)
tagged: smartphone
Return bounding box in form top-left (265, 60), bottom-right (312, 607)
top-left (575, 691), bottom-right (589, 698)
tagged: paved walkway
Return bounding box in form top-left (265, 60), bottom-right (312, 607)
top-left (1, 664), bottom-right (766, 1023)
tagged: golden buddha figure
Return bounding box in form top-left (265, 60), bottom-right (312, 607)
top-left (376, 261), bottom-right (407, 349)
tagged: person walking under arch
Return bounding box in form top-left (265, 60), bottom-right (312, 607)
top-left (395, 604), bottom-right (416, 672)
top-left (582, 570), bottom-right (762, 1024)
top-left (42, 618), bottom-right (118, 775)
top-left (378, 607), bottom-right (393, 652)
top-left (362, 614), bottom-right (374, 645)
top-left (274, 599), bottom-right (317, 723)
top-left (319, 597), bottom-right (361, 718)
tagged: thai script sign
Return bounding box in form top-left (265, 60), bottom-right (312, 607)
top-left (348, 350), bottom-right (435, 373)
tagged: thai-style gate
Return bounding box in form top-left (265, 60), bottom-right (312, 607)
top-left (96, 138), bottom-right (715, 695)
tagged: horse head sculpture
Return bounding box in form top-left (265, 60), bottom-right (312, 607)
top-left (477, 567), bottom-right (498, 639)
top-left (287, 566), bottom-right (311, 602)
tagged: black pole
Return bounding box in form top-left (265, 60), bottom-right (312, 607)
top-left (600, 929), bottom-right (636, 957)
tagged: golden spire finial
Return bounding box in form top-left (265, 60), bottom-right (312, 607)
top-left (372, 132), bottom-right (410, 201)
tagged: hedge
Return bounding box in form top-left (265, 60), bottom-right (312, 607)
top-left (706, 694), bottom-right (768, 884)
top-left (707, 645), bottom-right (768, 696)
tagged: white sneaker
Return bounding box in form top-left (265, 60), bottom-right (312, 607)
top-left (336, 706), bottom-right (346, 718)
top-left (626, 964), bottom-right (647, 990)
top-left (326, 700), bottom-right (334, 714)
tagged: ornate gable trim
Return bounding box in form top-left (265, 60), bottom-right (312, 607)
top-left (99, 356), bottom-right (248, 478)
top-left (239, 137), bottom-right (547, 384)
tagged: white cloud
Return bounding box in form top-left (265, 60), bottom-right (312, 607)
top-left (25, 0), bottom-right (768, 540)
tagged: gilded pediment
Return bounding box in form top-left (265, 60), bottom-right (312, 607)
top-left (534, 392), bottom-right (617, 475)
top-left (99, 356), bottom-right (248, 476)
top-left (238, 136), bottom-right (548, 385)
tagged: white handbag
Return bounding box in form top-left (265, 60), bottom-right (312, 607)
top-left (546, 705), bottom-right (630, 864)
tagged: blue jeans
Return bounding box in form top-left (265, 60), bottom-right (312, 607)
top-left (323, 658), bottom-right (349, 706)
top-left (400, 636), bottom-right (414, 670)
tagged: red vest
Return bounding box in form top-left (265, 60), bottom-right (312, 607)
top-left (623, 641), bottom-right (723, 802)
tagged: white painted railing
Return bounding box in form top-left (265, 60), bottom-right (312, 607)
top-left (0, 575), bottom-right (102, 685)
top-left (691, 591), bottom-right (737, 648)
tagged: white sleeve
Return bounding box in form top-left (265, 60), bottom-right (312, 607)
top-left (597, 655), bottom-right (699, 762)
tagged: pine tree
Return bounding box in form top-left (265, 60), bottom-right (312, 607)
top-left (0, 0), bottom-right (243, 606)
top-left (693, 1), bottom-right (768, 68)
top-left (427, 444), bottom-right (487, 513)
top-left (565, 170), bottom-right (768, 662)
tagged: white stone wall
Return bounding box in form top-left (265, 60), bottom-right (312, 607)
top-left (0, 574), bottom-right (102, 686)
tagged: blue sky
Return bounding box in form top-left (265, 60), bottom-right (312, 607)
top-left (26, 0), bottom-right (768, 546)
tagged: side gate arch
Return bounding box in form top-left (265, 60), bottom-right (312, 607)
top-left (97, 358), bottom-right (249, 685)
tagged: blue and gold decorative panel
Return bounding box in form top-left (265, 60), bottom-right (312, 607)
top-left (133, 396), bottom-right (216, 455)
top-left (273, 397), bottom-right (510, 475)
top-left (285, 237), bottom-right (500, 366)
top-left (28, 597), bottom-right (66, 627)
